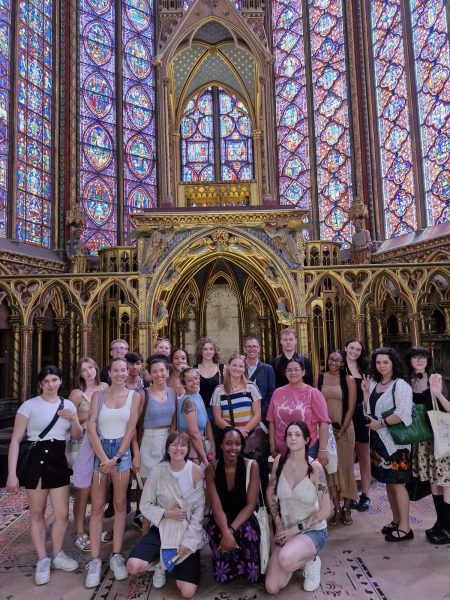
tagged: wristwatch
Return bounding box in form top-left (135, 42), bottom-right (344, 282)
top-left (113, 455), bottom-right (122, 464)
top-left (297, 522), bottom-right (304, 531)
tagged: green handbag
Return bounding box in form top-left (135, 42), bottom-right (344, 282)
top-left (381, 382), bottom-right (433, 445)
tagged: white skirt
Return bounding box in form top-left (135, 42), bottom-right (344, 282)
top-left (140, 428), bottom-right (170, 478)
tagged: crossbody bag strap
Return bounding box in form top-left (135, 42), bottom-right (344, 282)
top-left (225, 392), bottom-right (236, 427)
top-left (37, 397), bottom-right (65, 440)
top-left (96, 390), bottom-right (104, 439)
top-left (391, 380), bottom-right (398, 409)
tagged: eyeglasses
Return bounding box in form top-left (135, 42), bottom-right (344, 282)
top-left (112, 346), bottom-right (127, 351)
top-left (328, 358), bottom-right (343, 364)
top-left (286, 368), bottom-right (303, 373)
top-left (169, 442), bottom-right (188, 448)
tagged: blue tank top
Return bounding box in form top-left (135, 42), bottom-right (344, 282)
top-left (143, 387), bottom-right (176, 429)
top-left (177, 392), bottom-right (208, 436)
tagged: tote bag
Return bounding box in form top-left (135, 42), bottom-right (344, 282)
top-left (428, 393), bottom-right (450, 460)
top-left (73, 394), bottom-right (103, 488)
top-left (245, 459), bottom-right (270, 574)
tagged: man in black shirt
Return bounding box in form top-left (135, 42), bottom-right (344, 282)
top-left (270, 328), bottom-right (313, 387)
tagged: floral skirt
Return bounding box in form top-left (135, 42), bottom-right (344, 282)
top-left (412, 440), bottom-right (450, 486)
top-left (370, 431), bottom-right (410, 484)
top-left (206, 515), bottom-right (260, 583)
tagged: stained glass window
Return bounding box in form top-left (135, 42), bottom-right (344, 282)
top-left (180, 89), bottom-right (215, 182)
top-left (79, 0), bottom-right (117, 254)
top-left (16, 0), bottom-right (53, 247)
top-left (0, 0), bottom-right (11, 238)
top-left (122, 0), bottom-right (156, 236)
top-left (273, 0), bottom-right (311, 209)
top-left (370, 0), bottom-right (417, 238)
top-left (410, 0), bottom-right (450, 226)
top-left (309, 0), bottom-right (353, 246)
top-left (180, 87), bottom-right (253, 182)
top-left (219, 90), bottom-right (253, 181)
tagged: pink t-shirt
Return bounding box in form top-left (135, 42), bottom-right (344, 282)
top-left (267, 384), bottom-right (329, 454)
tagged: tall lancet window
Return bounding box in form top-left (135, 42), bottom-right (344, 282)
top-left (180, 86), bottom-right (253, 183)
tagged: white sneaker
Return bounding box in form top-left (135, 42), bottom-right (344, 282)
top-left (35, 557), bottom-right (51, 585)
top-left (101, 529), bottom-right (112, 542)
top-left (85, 558), bottom-right (102, 588)
top-left (152, 564), bottom-right (166, 589)
top-left (303, 555), bottom-right (321, 592)
top-left (109, 553), bottom-right (128, 581)
top-left (74, 533), bottom-right (91, 552)
top-left (52, 550), bottom-right (79, 572)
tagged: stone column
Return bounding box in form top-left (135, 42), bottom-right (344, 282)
top-left (251, 129), bottom-right (262, 203)
top-left (35, 317), bottom-right (46, 374)
top-left (373, 309), bottom-right (384, 348)
top-left (55, 318), bottom-right (69, 370)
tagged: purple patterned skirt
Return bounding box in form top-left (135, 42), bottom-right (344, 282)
top-left (206, 514), bottom-right (261, 583)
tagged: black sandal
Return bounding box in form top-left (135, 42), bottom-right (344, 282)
top-left (385, 528), bottom-right (414, 542)
top-left (381, 521), bottom-right (398, 535)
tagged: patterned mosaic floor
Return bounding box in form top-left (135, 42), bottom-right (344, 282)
top-left (1, 482), bottom-right (449, 600)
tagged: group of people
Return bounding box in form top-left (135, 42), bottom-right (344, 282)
top-left (6, 328), bottom-right (450, 596)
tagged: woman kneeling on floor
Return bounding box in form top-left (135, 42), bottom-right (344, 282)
top-left (127, 431), bottom-right (204, 599)
top-left (265, 421), bottom-right (330, 595)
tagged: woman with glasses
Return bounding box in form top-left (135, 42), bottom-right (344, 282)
top-left (177, 367), bottom-right (216, 467)
top-left (315, 350), bottom-right (357, 525)
top-left (405, 346), bottom-right (450, 544)
top-left (127, 431), bottom-right (205, 598)
top-left (205, 426), bottom-right (261, 583)
top-left (267, 358), bottom-right (330, 468)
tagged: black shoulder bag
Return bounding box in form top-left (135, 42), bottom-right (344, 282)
top-left (17, 397), bottom-right (65, 481)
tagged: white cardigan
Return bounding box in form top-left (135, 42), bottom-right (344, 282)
top-left (367, 379), bottom-right (413, 456)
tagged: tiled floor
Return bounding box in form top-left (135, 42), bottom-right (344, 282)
top-left (1, 482), bottom-right (449, 600)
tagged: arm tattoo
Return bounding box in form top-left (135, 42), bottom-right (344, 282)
top-left (317, 465), bottom-right (328, 494)
top-left (182, 399), bottom-right (195, 415)
top-left (267, 471), bottom-right (281, 520)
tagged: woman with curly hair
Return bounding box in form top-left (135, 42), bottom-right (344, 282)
top-left (405, 346), bottom-right (450, 544)
top-left (362, 347), bottom-right (413, 542)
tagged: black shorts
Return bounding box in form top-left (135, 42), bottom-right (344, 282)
top-left (128, 526), bottom-right (201, 585)
top-left (20, 439), bottom-right (71, 489)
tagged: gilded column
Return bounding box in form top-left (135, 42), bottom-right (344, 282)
top-left (251, 129), bottom-right (263, 203)
top-left (81, 324), bottom-right (92, 356)
top-left (9, 316), bottom-right (21, 400)
top-left (296, 268), bottom-right (309, 355)
top-left (20, 325), bottom-right (33, 401)
top-left (55, 318), bottom-right (68, 369)
top-left (365, 304), bottom-right (373, 353)
top-left (35, 317), bottom-right (45, 374)
top-left (373, 309), bottom-right (384, 348)
top-left (408, 313), bottom-right (420, 346)
top-left (352, 313), bottom-right (365, 340)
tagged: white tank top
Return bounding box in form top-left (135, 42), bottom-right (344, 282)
top-left (98, 390), bottom-right (134, 439)
top-left (169, 460), bottom-right (194, 496)
top-left (277, 471), bottom-right (327, 531)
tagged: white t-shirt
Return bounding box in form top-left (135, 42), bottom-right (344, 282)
top-left (17, 396), bottom-right (76, 441)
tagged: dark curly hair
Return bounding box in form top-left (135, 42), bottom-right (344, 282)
top-left (370, 347), bottom-right (404, 382)
top-left (274, 421), bottom-right (313, 495)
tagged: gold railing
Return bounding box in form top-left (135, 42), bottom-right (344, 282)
top-left (305, 241), bottom-right (341, 266)
top-left (178, 181), bottom-right (257, 207)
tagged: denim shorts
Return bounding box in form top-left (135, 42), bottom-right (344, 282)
top-left (308, 440), bottom-right (319, 459)
top-left (303, 527), bottom-right (328, 551)
top-left (94, 437), bottom-right (132, 473)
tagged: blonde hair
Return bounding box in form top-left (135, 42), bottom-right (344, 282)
top-left (280, 328), bottom-right (297, 339)
top-left (76, 357), bottom-right (100, 392)
top-left (223, 352), bottom-right (247, 394)
top-left (110, 339), bottom-right (129, 349)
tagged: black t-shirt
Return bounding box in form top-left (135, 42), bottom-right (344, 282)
top-left (270, 352), bottom-right (313, 388)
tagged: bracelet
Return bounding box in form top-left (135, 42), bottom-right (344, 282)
top-left (228, 525), bottom-right (236, 534)
top-left (318, 449), bottom-right (328, 453)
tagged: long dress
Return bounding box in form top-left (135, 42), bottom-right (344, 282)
top-left (206, 458), bottom-right (260, 583)
top-left (321, 378), bottom-right (358, 501)
top-left (411, 387), bottom-right (450, 486)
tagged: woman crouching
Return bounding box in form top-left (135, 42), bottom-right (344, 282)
top-left (265, 421), bottom-right (330, 594)
top-left (127, 431), bottom-right (204, 599)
